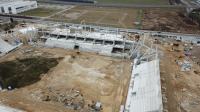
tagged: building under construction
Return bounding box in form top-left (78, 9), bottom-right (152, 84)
top-left (0, 23), bottom-right (163, 112)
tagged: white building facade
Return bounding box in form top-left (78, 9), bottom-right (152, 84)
top-left (0, 0), bottom-right (37, 14)
top-left (40, 28), bottom-right (134, 58)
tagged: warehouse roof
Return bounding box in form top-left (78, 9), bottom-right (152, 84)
top-left (0, 0), bottom-right (36, 7)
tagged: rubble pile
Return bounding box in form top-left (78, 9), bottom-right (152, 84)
top-left (41, 88), bottom-right (85, 110)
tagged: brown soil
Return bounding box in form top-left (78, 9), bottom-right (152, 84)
top-left (157, 42), bottom-right (200, 112)
top-left (142, 8), bottom-right (200, 34)
top-left (0, 46), bottom-right (131, 112)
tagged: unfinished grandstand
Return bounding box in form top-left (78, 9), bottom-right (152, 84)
top-left (0, 23), bottom-right (163, 112)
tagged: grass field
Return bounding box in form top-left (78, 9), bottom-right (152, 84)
top-left (51, 6), bottom-right (141, 28)
top-left (20, 8), bottom-right (61, 17)
top-left (95, 0), bottom-right (169, 4)
top-left (19, 6), bottom-right (144, 28)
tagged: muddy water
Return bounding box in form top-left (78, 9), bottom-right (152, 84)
top-left (0, 57), bottom-right (59, 89)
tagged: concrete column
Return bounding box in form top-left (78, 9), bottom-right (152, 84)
top-left (103, 40), bottom-right (105, 45)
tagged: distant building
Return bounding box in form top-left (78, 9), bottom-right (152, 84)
top-left (196, 0), bottom-right (200, 4)
top-left (0, 0), bottom-right (37, 14)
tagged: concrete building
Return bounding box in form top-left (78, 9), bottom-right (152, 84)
top-left (0, 0), bottom-right (37, 14)
top-left (40, 28), bottom-right (134, 58)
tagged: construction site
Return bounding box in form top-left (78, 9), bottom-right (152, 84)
top-left (0, 21), bottom-right (163, 112)
top-left (0, 0), bottom-right (200, 112)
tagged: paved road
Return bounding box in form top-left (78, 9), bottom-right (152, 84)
top-left (0, 14), bottom-right (200, 43)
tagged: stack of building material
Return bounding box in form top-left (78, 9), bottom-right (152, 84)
top-left (42, 28), bottom-right (133, 58)
top-left (181, 60), bottom-right (192, 71)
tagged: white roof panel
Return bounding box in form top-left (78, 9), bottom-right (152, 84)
top-left (0, 38), bottom-right (16, 53)
top-left (125, 59), bottom-right (163, 112)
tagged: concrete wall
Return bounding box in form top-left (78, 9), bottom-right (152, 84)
top-left (44, 34), bottom-right (133, 58)
top-left (45, 38), bottom-right (75, 49)
top-left (45, 38), bottom-right (117, 57)
top-left (15, 1), bottom-right (37, 14)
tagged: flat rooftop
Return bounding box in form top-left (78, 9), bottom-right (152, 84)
top-left (125, 59), bottom-right (163, 112)
top-left (0, 0), bottom-right (36, 7)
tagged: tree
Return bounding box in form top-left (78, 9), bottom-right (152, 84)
top-left (189, 9), bottom-right (200, 28)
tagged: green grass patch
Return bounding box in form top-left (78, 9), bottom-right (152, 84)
top-left (96, 0), bottom-right (169, 5)
top-left (135, 10), bottom-right (143, 29)
top-left (19, 8), bottom-right (61, 17)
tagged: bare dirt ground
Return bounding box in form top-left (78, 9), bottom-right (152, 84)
top-left (51, 6), bottom-right (140, 28)
top-left (20, 5), bottom-right (200, 34)
top-left (142, 8), bottom-right (200, 34)
top-left (191, 46), bottom-right (200, 65)
top-left (0, 46), bottom-right (131, 112)
top-left (157, 42), bottom-right (200, 112)
top-left (19, 4), bottom-right (74, 17)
